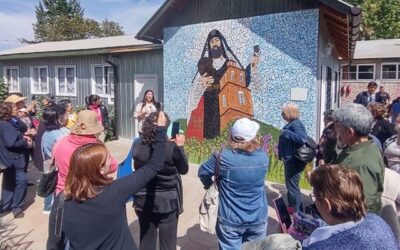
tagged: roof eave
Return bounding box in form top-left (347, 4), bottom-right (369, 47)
top-left (0, 44), bottom-right (161, 60)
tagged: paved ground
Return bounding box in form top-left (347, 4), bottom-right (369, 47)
top-left (0, 139), bottom-right (311, 250)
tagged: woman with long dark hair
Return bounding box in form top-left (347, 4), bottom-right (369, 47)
top-left (133, 111), bottom-right (188, 250)
top-left (134, 90), bottom-right (157, 135)
top-left (86, 94), bottom-right (109, 142)
top-left (41, 105), bottom-right (69, 214)
top-left (62, 111), bottom-right (168, 250)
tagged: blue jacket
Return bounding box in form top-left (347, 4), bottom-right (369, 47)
top-left (198, 148), bottom-right (269, 227)
top-left (0, 120), bottom-right (28, 167)
top-left (278, 119), bottom-right (307, 161)
top-left (304, 213), bottom-right (398, 250)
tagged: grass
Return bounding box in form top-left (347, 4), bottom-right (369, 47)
top-left (182, 118), bottom-right (312, 190)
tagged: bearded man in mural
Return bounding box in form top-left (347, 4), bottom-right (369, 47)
top-left (187, 29), bottom-right (260, 140)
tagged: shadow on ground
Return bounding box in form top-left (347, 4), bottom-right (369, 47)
top-left (0, 218), bottom-right (34, 250)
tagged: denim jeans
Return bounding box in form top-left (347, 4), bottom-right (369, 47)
top-left (216, 222), bottom-right (267, 250)
top-left (283, 158), bottom-right (306, 211)
top-left (1, 157), bottom-right (27, 213)
top-left (44, 192), bottom-right (54, 212)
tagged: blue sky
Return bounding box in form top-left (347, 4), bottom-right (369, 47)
top-left (0, 0), bottom-right (163, 51)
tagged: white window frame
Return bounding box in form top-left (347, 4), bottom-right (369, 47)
top-left (381, 63), bottom-right (399, 80)
top-left (30, 66), bottom-right (49, 94)
top-left (238, 91), bottom-right (245, 105)
top-left (90, 64), bottom-right (114, 103)
top-left (222, 95), bottom-right (227, 107)
top-left (55, 65), bottom-right (77, 97)
top-left (3, 66), bottom-right (20, 93)
top-left (341, 64), bottom-right (376, 81)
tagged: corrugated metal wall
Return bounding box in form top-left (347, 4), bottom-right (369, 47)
top-left (117, 49), bottom-right (163, 139)
top-left (0, 48), bottom-right (163, 139)
top-left (168, 0), bottom-right (316, 28)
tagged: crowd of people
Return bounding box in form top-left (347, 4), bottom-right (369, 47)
top-left (0, 84), bottom-right (399, 250)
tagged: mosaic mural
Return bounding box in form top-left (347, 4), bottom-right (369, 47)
top-left (164, 9), bottom-right (319, 139)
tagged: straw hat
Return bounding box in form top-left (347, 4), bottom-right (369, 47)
top-left (70, 110), bottom-right (104, 135)
top-left (4, 94), bottom-right (27, 104)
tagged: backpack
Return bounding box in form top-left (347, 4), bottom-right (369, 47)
top-left (295, 136), bottom-right (317, 163)
top-left (199, 153), bottom-right (221, 234)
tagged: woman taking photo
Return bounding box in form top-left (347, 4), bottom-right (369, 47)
top-left (278, 102), bottom-right (307, 211)
top-left (303, 165), bottom-right (397, 249)
top-left (133, 112), bottom-right (188, 250)
top-left (62, 111), bottom-right (168, 250)
top-left (198, 118), bottom-right (269, 249)
top-left (0, 103), bottom-right (31, 218)
top-left (134, 90), bottom-right (157, 135)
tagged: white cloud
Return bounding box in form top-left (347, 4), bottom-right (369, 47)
top-left (109, 3), bottom-right (161, 35)
top-left (0, 11), bottom-right (35, 51)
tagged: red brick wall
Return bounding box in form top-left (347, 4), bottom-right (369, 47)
top-left (340, 81), bottom-right (400, 106)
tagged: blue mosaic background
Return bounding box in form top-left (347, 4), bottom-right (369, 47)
top-left (164, 9), bottom-right (319, 137)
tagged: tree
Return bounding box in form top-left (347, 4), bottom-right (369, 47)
top-left (346, 0), bottom-right (400, 40)
top-left (0, 78), bottom-right (9, 104)
top-left (33, 0), bottom-right (124, 42)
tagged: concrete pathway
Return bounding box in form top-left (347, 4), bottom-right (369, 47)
top-left (0, 139), bottom-right (311, 249)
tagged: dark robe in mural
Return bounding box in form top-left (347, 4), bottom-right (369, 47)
top-left (187, 29), bottom-right (258, 140)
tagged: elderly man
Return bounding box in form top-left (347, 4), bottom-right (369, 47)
top-left (331, 103), bottom-right (385, 213)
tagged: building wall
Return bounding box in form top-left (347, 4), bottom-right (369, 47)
top-left (164, 9), bottom-right (319, 138)
top-left (167, 0), bottom-right (316, 28)
top-left (316, 12), bottom-right (341, 135)
top-left (0, 49), bottom-right (164, 139)
top-left (340, 58), bottom-right (400, 105)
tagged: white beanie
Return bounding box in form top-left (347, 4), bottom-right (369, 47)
top-left (230, 118), bottom-right (260, 142)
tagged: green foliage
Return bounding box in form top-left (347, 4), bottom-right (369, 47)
top-left (346, 0), bottom-right (400, 39)
top-left (105, 105), bottom-right (117, 142)
top-left (0, 78), bottom-right (9, 103)
top-left (33, 0), bottom-right (124, 42)
top-left (183, 120), bottom-right (312, 190)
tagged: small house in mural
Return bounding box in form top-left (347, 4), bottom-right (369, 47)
top-left (219, 63), bottom-right (253, 130)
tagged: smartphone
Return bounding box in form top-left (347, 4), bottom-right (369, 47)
top-left (32, 95), bottom-right (36, 101)
top-left (253, 45), bottom-right (260, 56)
top-left (169, 122), bottom-right (180, 139)
top-left (273, 197), bottom-right (292, 232)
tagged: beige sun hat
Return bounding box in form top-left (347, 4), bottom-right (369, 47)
top-left (70, 110), bottom-right (104, 135)
top-left (4, 94), bottom-right (27, 104)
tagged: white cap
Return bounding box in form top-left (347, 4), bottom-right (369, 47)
top-left (230, 118), bottom-right (260, 142)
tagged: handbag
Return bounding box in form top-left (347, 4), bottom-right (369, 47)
top-left (199, 152), bottom-right (221, 234)
top-left (295, 136), bottom-right (317, 163)
top-left (37, 137), bottom-right (64, 198)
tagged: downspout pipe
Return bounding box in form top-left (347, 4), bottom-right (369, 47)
top-left (105, 55), bottom-right (120, 140)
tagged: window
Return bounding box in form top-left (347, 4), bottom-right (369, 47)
top-left (222, 95), bottom-right (227, 107)
top-left (55, 66), bottom-right (76, 96)
top-left (30, 66), bottom-right (49, 94)
top-left (341, 64), bottom-right (375, 80)
top-left (4, 67), bottom-right (19, 92)
top-left (238, 91), bottom-right (245, 105)
top-left (382, 63), bottom-right (399, 79)
top-left (91, 65), bottom-right (114, 101)
top-left (230, 70), bottom-right (235, 81)
top-left (239, 73), bottom-right (244, 83)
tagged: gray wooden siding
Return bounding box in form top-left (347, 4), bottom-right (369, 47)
top-left (117, 49), bottom-right (163, 139)
top-left (167, 0), bottom-right (316, 28)
top-left (0, 49), bottom-right (164, 139)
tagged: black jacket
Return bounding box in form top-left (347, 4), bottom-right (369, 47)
top-left (371, 118), bottom-right (396, 145)
top-left (132, 140), bottom-right (188, 213)
top-left (354, 91), bottom-right (383, 107)
top-left (0, 120), bottom-right (28, 167)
